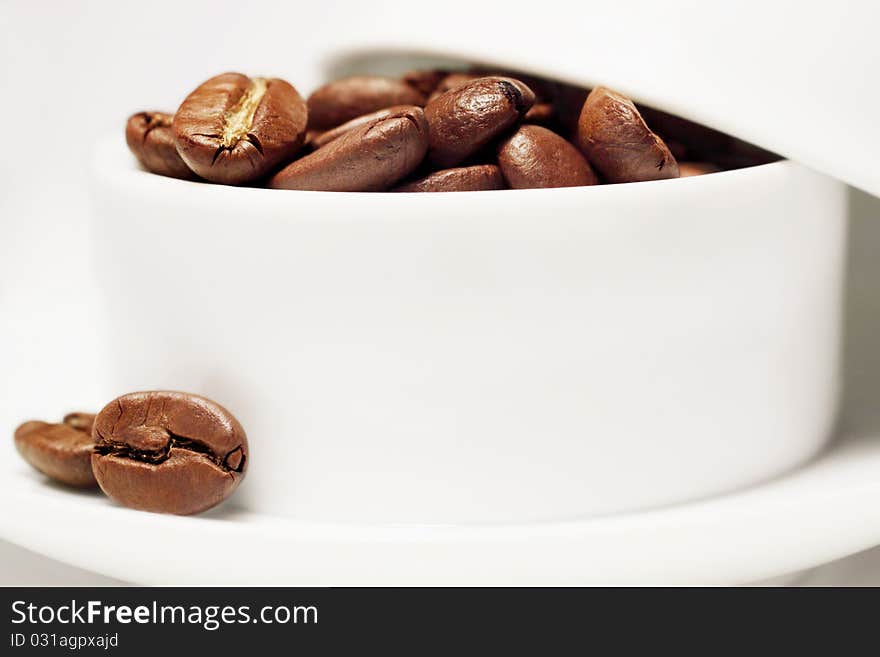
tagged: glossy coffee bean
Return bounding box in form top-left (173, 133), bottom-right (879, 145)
top-left (523, 102), bottom-right (555, 125)
top-left (14, 413), bottom-right (98, 487)
top-left (678, 161), bottom-right (721, 177)
top-left (63, 412), bottom-right (96, 434)
top-left (637, 105), bottom-right (731, 161)
top-left (309, 105), bottom-right (414, 150)
top-left (498, 125), bottom-right (598, 189)
top-left (429, 70), bottom-right (552, 103)
top-left (401, 69), bottom-right (448, 97)
top-left (269, 106), bottom-right (429, 192)
top-left (665, 138), bottom-right (688, 161)
top-left (425, 76), bottom-right (535, 168)
top-left (173, 72), bottom-right (307, 185)
top-left (91, 391), bottom-right (248, 515)
top-left (394, 164), bottom-right (505, 192)
top-left (576, 87), bottom-right (679, 183)
top-left (306, 76), bottom-right (426, 130)
top-left (125, 112), bottom-right (196, 180)
top-left (551, 83), bottom-right (590, 137)
top-left (304, 129), bottom-right (324, 149)
top-left (427, 72), bottom-right (481, 101)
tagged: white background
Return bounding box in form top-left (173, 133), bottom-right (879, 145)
top-left (1, 0), bottom-right (878, 584)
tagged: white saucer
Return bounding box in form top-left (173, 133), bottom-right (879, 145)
top-left (2, 425), bottom-right (880, 585)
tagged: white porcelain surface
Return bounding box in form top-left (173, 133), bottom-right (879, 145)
top-left (91, 138), bottom-right (846, 524)
top-left (3, 423), bottom-right (880, 585)
top-left (319, 1), bottom-right (880, 197)
top-left (3, 0), bottom-right (879, 587)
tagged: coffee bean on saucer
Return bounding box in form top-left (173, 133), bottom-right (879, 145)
top-left (91, 391), bottom-right (248, 515)
top-left (307, 76), bottom-right (427, 130)
top-left (125, 112), bottom-right (197, 180)
top-left (14, 413), bottom-right (98, 488)
top-left (576, 87), bottom-right (679, 183)
top-left (498, 124), bottom-right (598, 189)
top-left (173, 72), bottom-right (308, 185)
top-left (424, 76), bottom-right (535, 168)
top-left (269, 106), bottom-right (429, 192)
top-left (393, 164), bottom-right (505, 192)
top-left (62, 412), bottom-right (96, 434)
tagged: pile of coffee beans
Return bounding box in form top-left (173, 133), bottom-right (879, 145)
top-left (14, 391), bottom-right (248, 515)
top-left (126, 67), bottom-right (776, 191)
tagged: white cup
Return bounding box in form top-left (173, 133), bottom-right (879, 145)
top-left (91, 134), bottom-right (845, 525)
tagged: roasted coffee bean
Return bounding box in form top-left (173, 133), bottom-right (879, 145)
top-left (125, 112), bottom-right (196, 180)
top-left (637, 105), bottom-right (731, 161)
top-left (130, 67), bottom-right (761, 192)
top-left (425, 76), bottom-right (535, 168)
top-left (665, 138), bottom-right (688, 161)
top-left (14, 414), bottom-right (98, 487)
top-left (269, 106), bottom-right (429, 192)
top-left (309, 105), bottom-right (414, 150)
top-left (91, 391), bottom-right (248, 515)
top-left (173, 72), bottom-right (307, 185)
top-left (401, 69), bottom-right (448, 96)
top-left (307, 76), bottom-right (426, 130)
top-left (63, 412), bottom-right (96, 434)
top-left (476, 69), bottom-right (558, 104)
top-left (577, 87), bottom-right (679, 183)
top-left (394, 164), bottom-right (505, 192)
top-left (678, 161), bottom-right (721, 177)
top-left (523, 102), bottom-right (555, 125)
top-left (551, 83), bottom-right (590, 138)
top-left (498, 125), bottom-right (598, 189)
top-left (304, 129), bottom-right (324, 149)
top-left (427, 72), bottom-right (481, 101)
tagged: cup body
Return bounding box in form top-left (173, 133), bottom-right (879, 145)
top-left (92, 139), bottom-right (846, 524)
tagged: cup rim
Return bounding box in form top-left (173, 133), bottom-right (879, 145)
top-left (95, 134), bottom-right (793, 206)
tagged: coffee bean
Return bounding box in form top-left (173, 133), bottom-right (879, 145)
top-left (637, 105), bottom-right (731, 161)
top-left (173, 72), bottom-right (307, 185)
top-left (664, 138), bottom-right (688, 161)
top-left (307, 76), bottom-right (426, 130)
top-left (91, 391), bottom-right (248, 515)
top-left (128, 67), bottom-right (762, 192)
top-left (309, 105), bottom-right (414, 150)
top-left (425, 76), bottom-right (535, 168)
top-left (63, 412), bottom-right (96, 434)
top-left (125, 112), bottom-right (196, 180)
top-left (576, 87), bottom-right (679, 183)
top-left (427, 72), bottom-right (481, 101)
top-left (523, 102), bottom-right (555, 125)
top-left (678, 161), bottom-right (721, 177)
top-left (394, 164), bottom-right (505, 192)
top-left (498, 125), bottom-right (598, 189)
top-left (304, 129), bottom-right (324, 149)
top-left (401, 69), bottom-right (449, 97)
top-left (269, 106), bottom-right (429, 192)
top-left (14, 414), bottom-right (98, 487)
top-left (551, 83), bottom-right (590, 138)
top-left (476, 69), bottom-right (558, 104)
